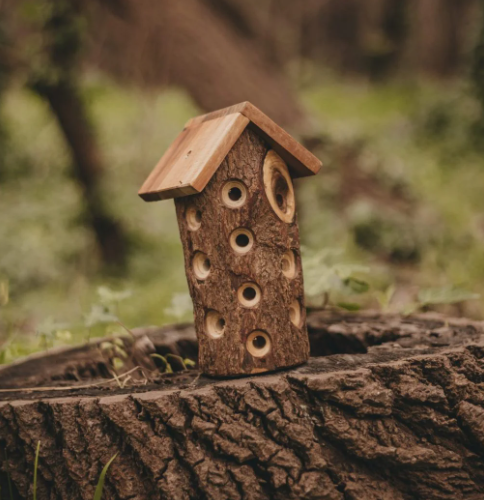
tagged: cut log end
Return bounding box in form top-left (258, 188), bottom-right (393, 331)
top-left (2, 312), bottom-right (484, 499)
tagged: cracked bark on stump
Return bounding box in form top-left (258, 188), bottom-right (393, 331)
top-left (2, 312), bottom-right (484, 499)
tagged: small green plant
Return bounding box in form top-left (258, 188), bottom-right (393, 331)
top-left (33, 441), bottom-right (40, 500)
top-left (93, 454), bottom-right (118, 500)
top-left (403, 286), bottom-right (480, 316)
top-left (150, 353), bottom-right (196, 373)
top-left (19, 441), bottom-right (117, 500)
top-left (302, 247), bottom-right (370, 311)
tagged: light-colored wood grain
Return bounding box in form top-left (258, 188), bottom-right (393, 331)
top-left (139, 112), bottom-right (249, 201)
top-left (138, 102), bottom-right (321, 201)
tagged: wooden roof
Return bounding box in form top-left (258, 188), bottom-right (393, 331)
top-left (138, 101), bottom-right (322, 201)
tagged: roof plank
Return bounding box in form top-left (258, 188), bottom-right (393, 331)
top-left (139, 112), bottom-right (249, 201)
top-left (139, 102), bottom-right (321, 201)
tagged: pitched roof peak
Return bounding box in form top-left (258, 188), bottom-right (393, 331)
top-left (139, 101), bottom-right (321, 202)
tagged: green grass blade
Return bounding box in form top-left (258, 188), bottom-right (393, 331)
top-left (33, 441), bottom-right (40, 500)
top-left (93, 454), bottom-right (117, 500)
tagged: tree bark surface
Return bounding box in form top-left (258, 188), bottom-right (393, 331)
top-left (174, 129), bottom-right (308, 377)
top-left (2, 311), bottom-right (484, 499)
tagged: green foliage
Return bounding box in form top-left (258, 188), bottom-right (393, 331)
top-left (93, 454), bottom-right (117, 500)
top-left (302, 247), bottom-right (370, 308)
top-left (33, 441), bottom-right (40, 500)
top-left (403, 286), bottom-right (481, 316)
top-left (1, 78), bottom-right (484, 364)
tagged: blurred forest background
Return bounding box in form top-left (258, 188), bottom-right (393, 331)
top-left (2, 0), bottom-right (484, 362)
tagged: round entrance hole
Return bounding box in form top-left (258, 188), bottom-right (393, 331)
top-left (186, 205), bottom-right (202, 231)
top-left (237, 282), bottom-right (261, 308)
top-left (263, 150), bottom-right (295, 223)
top-left (222, 181), bottom-right (248, 208)
top-left (205, 310), bottom-right (225, 339)
top-left (281, 250), bottom-right (297, 279)
top-left (230, 228), bottom-right (254, 254)
top-left (193, 251), bottom-right (211, 280)
top-left (246, 331), bottom-right (271, 358)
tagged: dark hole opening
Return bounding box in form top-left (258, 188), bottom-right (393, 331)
top-left (243, 287), bottom-right (257, 301)
top-left (252, 335), bottom-right (266, 349)
top-left (217, 318), bottom-right (225, 330)
top-left (235, 234), bottom-right (250, 247)
top-left (228, 187), bottom-right (242, 201)
top-left (273, 173), bottom-right (289, 212)
top-left (203, 258), bottom-right (211, 271)
top-left (195, 210), bottom-right (202, 223)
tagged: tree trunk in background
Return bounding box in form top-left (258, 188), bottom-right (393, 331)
top-left (36, 83), bottom-right (129, 271)
top-left (472, 0), bottom-right (484, 142)
top-left (406, 0), bottom-right (475, 77)
top-left (2, 312), bottom-right (484, 499)
top-left (25, 0), bottom-right (130, 272)
top-left (87, 0), bottom-right (308, 130)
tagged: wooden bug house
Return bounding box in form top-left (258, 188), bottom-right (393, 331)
top-left (139, 102), bottom-right (321, 377)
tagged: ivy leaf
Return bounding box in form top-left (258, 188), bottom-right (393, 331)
top-left (84, 305), bottom-right (118, 328)
top-left (337, 302), bottom-right (361, 311)
top-left (418, 287), bottom-right (480, 307)
top-left (343, 277), bottom-right (370, 294)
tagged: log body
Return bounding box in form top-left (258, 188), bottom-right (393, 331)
top-left (175, 128), bottom-right (309, 376)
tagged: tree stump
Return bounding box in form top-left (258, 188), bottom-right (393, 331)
top-left (2, 311), bottom-right (484, 500)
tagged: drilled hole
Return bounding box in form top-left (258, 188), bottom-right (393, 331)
top-left (273, 173), bottom-right (289, 212)
top-left (230, 228), bottom-right (254, 255)
top-left (289, 299), bottom-right (302, 327)
top-left (237, 282), bottom-right (261, 308)
top-left (263, 150), bottom-right (295, 223)
top-left (281, 250), bottom-right (297, 279)
top-left (236, 234), bottom-right (249, 247)
top-left (193, 252), bottom-right (211, 280)
top-left (222, 181), bottom-right (248, 208)
top-left (186, 205), bottom-right (202, 231)
top-left (276, 193), bottom-right (284, 209)
top-left (253, 335), bottom-right (266, 349)
top-left (246, 331), bottom-right (271, 357)
top-left (205, 310), bottom-right (225, 339)
top-left (229, 187), bottom-right (242, 201)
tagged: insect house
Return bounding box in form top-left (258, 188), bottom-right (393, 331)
top-left (139, 102), bottom-right (321, 377)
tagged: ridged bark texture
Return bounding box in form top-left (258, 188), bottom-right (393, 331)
top-left (2, 330), bottom-right (484, 498)
top-left (175, 128), bottom-right (309, 377)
